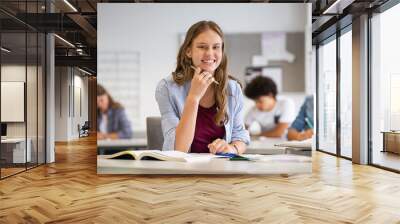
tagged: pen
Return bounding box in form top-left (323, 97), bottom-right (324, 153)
top-left (216, 152), bottom-right (237, 158)
top-left (190, 65), bottom-right (220, 85)
top-left (305, 117), bottom-right (313, 129)
top-left (215, 152), bottom-right (254, 161)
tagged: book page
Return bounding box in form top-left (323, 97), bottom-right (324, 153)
top-left (274, 139), bottom-right (312, 149)
top-left (141, 151), bottom-right (215, 162)
top-left (105, 150), bottom-right (138, 160)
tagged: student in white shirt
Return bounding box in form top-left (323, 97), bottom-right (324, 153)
top-left (244, 76), bottom-right (295, 138)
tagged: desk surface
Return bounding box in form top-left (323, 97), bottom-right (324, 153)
top-left (1, 138), bottom-right (28, 143)
top-left (97, 154), bottom-right (312, 175)
top-left (381, 131), bottom-right (400, 134)
top-left (246, 140), bottom-right (286, 154)
top-left (97, 137), bottom-right (301, 155)
top-left (246, 137), bottom-right (287, 154)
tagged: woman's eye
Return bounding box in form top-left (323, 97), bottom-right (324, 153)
top-left (213, 46), bottom-right (220, 49)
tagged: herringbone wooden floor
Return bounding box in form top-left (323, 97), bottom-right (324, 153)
top-left (1, 135), bottom-right (400, 223)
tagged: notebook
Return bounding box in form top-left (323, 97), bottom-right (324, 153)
top-left (103, 150), bottom-right (214, 163)
top-left (274, 139), bottom-right (312, 149)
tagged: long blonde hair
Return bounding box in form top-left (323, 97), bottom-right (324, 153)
top-left (172, 20), bottom-right (236, 126)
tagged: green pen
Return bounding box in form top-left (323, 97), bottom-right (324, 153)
top-left (229, 155), bottom-right (255, 161)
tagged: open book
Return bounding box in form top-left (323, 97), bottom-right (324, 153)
top-left (103, 150), bottom-right (214, 163)
top-left (274, 138), bottom-right (312, 149)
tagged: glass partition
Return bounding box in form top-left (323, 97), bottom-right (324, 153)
top-left (27, 30), bottom-right (38, 169)
top-left (1, 30), bottom-right (28, 177)
top-left (339, 29), bottom-right (352, 158)
top-left (38, 32), bottom-right (45, 165)
top-left (0, 1), bottom-right (46, 179)
top-left (317, 37), bottom-right (337, 154)
top-left (371, 3), bottom-right (400, 171)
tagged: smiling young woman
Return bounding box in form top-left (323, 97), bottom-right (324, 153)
top-left (155, 20), bottom-right (250, 155)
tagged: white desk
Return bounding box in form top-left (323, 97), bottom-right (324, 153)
top-left (1, 138), bottom-right (31, 163)
top-left (246, 137), bottom-right (312, 156)
top-left (246, 138), bottom-right (287, 155)
top-left (97, 155), bottom-right (311, 175)
top-left (97, 137), bottom-right (311, 156)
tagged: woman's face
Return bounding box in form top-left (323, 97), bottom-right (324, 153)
top-left (186, 29), bottom-right (223, 74)
top-left (97, 94), bottom-right (110, 112)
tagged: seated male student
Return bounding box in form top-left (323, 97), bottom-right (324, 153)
top-left (287, 95), bottom-right (314, 141)
top-left (244, 76), bottom-right (295, 138)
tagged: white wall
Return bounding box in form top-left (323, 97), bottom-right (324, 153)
top-left (55, 67), bottom-right (68, 141)
top-left (98, 3), bottom-right (311, 131)
top-left (72, 73), bottom-right (89, 137)
top-left (1, 65), bottom-right (32, 137)
top-left (55, 67), bottom-right (89, 141)
top-left (305, 4), bottom-right (314, 95)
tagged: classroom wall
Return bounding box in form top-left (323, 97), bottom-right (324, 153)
top-left (55, 67), bottom-right (89, 141)
top-left (55, 67), bottom-right (69, 141)
top-left (73, 73), bottom-right (89, 137)
top-left (98, 3), bottom-right (311, 131)
top-left (225, 33), bottom-right (305, 92)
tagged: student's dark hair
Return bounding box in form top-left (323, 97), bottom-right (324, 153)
top-left (244, 76), bottom-right (278, 100)
top-left (97, 84), bottom-right (123, 110)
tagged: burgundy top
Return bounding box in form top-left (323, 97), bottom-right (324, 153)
top-left (190, 104), bottom-right (226, 153)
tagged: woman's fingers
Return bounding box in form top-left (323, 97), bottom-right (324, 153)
top-left (217, 140), bottom-right (231, 153)
top-left (208, 139), bottom-right (220, 154)
top-left (194, 71), bottom-right (211, 83)
top-left (221, 145), bottom-right (232, 153)
top-left (205, 74), bottom-right (215, 85)
top-left (192, 66), bottom-right (202, 76)
top-left (203, 73), bottom-right (216, 87)
top-left (200, 71), bottom-right (212, 81)
top-left (208, 139), bottom-right (228, 154)
top-left (208, 140), bottom-right (215, 153)
top-left (191, 65), bottom-right (202, 74)
top-left (196, 72), bottom-right (213, 90)
top-left (188, 69), bottom-right (215, 101)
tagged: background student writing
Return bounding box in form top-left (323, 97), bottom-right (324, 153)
top-left (155, 20), bottom-right (250, 154)
top-left (244, 76), bottom-right (295, 138)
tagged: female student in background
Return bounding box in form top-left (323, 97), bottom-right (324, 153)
top-left (97, 84), bottom-right (133, 140)
top-left (155, 20), bottom-right (250, 154)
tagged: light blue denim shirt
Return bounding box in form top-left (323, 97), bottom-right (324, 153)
top-left (155, 75), bottom-right (250, 151)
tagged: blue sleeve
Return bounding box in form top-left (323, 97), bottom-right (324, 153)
top-left (290, 100), bottom-right (308, 132)
top-left (116, 109), bottom-right (133, 139)
top-left (231, 82), bottom-right (250, 145)
top-left (155, 79), bottom-right (179, 151)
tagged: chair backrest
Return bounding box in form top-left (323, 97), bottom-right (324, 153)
top-left (82, 121), bottom-right (90, 130)
top-left (146, 116), bottom-right (164, 150)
